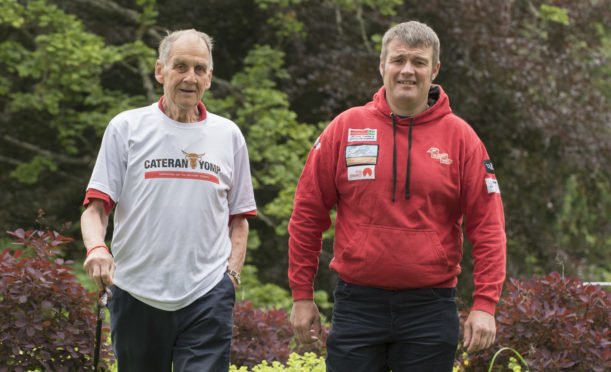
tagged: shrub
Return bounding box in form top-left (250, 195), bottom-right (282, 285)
top-left (230, 352), bottom-right (325, 372)
top-left (236, 265), bottom-right (333, 313)
top-left (0, 229), bottom-right (114, 371)
top-left (462, 272), bottom-right (610, 371)
top-left (231, 301), bottom-right (329, 369)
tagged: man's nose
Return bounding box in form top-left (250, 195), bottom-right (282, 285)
top-left (184, 68), bottom-right (197, 82)
top-left (401, 61), bottom-right (415, 74)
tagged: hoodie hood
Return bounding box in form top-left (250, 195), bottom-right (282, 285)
top-left (368, 84), bottom-right (452, 125)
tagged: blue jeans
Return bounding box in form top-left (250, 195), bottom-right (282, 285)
top-left (108, 273), bottom-right (235, 372)
top-left (326, 278), bottom-right (459, 372)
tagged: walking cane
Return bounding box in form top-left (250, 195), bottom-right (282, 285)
top-left (94, 286), bottom-right (111, 371)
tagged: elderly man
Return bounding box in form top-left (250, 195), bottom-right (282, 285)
top-left (288, 21), bottom-right (506, 372)
top-left (81, 29), bottom-right (256, 371)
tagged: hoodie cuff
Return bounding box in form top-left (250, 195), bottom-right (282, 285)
top-left (291, 286), bottom-right (314, 302)
top-left (471, 297), bottom-right (498, 315)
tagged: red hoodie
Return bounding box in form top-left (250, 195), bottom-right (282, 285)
top-left (288, 85), bottom-right (506, 315)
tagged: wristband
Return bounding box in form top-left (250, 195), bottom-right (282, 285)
top-left (87, 244), bottom-right (109, 257)
top-left (226, 269), bottom-right (241, 285)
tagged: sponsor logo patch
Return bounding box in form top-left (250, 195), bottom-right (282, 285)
top-left (427, 147), bottom-right (453, 165)
top-left (348, 128), bottom-right (377, 142)
top-left (483, 159), bottom-right (495, 174)
top-left (485, 177), bottom-right (501, 194)
top-left (345, 144), bottom-right (378, 166)
top-left (347, 165), bottom-right (375, 181)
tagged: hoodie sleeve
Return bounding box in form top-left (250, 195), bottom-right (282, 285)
top-left (461, 139), bottom-right (507, 315)
top-left (288, 122), bottom-right (339, 301)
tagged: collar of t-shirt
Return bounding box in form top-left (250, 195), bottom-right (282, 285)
top-left (158, 96), bottom-right (207, 121)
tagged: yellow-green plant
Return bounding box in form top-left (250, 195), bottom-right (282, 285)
top-left (230, 352), bottom-right (325, 372)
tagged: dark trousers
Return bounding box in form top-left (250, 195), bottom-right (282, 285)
top-left (326, 278), bottom-right (459, 372)
top-left (107, 273), bottom-right (235, 372)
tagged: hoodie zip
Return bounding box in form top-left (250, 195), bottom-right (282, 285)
top-left (390, 114), bottom-right (415, 202)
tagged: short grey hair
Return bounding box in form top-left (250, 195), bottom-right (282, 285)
top-left (380, 21), bottom-right (440, 65)
top-left (158, 29), bottom-right (214, 69)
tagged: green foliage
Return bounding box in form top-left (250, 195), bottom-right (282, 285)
top-left (207, 45), bottom-right (321, 234)
top-left (335, 0), bottom-right (401, 16)
top-left (135, 0), bottom-right (158, 27)
top-left (594, 22), bottom-right (611, 98)
top-left (230, 352), bottom-right (325, 372)
top-left (0, 0), bottom-right (149, 183)
top-left (237, 265), bottom-right (332, 312)
top-left (237, 265), bottom-right (294, 310)
top-left (255, 0), bottom-right (306, 40)
top-left (9, 155), bottom-right (56, 184)
top-left (556, 174), bottom-right (610, 252)
top-left (0, 0), bottom-right (25, 28)
top-left (538, 4), bottom-right (570, 26)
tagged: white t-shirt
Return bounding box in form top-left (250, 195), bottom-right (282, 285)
top-left (87, 102), bottom-right (256, 311)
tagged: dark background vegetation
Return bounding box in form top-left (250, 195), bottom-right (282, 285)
top-left (1, 0), bottom-right (609, 309)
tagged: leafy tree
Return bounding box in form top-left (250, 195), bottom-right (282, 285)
top-left (0, 0), bottom-right (154, 232)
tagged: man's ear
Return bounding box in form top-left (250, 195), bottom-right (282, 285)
top-left (154, 60), bottom-right (164, 84)
top-left (379, 57), bottom-right (385, 78)
top-left (205, 68), bottom-right (213, 90)
top-left (431, 61), bottom-right (441, 81)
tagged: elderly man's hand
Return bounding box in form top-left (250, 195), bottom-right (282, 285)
top-left (84, 249), bottom-right (115, 290)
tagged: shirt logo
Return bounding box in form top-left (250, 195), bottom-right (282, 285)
top-left (345, 145), bottom-right (378, 166)
top-left (347, 165), bottom-right (375, 181)
top-left (182, 150), bottom-right (206, 169)
top-left (483, 159), bottom-right (495, 174)
top-left (427, 147), bottom-right (453, 165)
top-left (143, 148), bottom-right (222, 184)
top-left (348, 128), bottom-right (377, 142)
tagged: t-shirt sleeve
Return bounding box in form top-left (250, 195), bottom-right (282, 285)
top-left (227, 136), bottom-right (257, 216)
top-left (86, 120), bottom-right (129, 204)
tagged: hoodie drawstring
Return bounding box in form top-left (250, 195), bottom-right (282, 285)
top-left (390, 114), bottom-right (414, 202)
top-left (405, 117), bottom-right (414, 199)
top-left (391, 113), bottom-right (397, 202)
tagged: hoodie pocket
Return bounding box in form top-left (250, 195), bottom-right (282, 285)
top-left (340, 224), bottom-right (450, 288)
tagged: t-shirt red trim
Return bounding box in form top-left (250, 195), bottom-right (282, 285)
top-left (229, 210), bottom-right (257, 225)
top-left (83, 189), bottom-right (115, 215)
top-left (158, 96), bottom-right (207, 121)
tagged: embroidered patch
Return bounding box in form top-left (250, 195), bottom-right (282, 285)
top-left (485, 177), bottom-right (501, 194)
top-left (427, 147), bottom-right (453, 165)
top-left (313, 136), bottom-right (322, 150)
top-left (347, 165), bottom-right (375, 181)
top-left (345, 144), bottom-right (378, 166)
top-left (483, 159), bottom-right (495, 174)
top-left (348, 128), bottom-right (377, 142)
